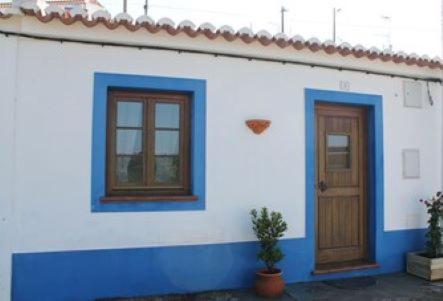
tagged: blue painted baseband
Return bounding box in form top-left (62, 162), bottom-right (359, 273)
top-left (12, 229), bottom-right (425, 301)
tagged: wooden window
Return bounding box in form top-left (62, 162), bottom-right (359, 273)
top-left (105, 90), bottom-right (191, 200)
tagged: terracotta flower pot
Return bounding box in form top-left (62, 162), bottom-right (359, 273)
top-left (254, 268), bottom-right (285, 298)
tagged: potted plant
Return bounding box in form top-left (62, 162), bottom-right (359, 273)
top-left (250, 207), bottom-right (288, 298)
top-left (407, 191), bottom-right (443, 280)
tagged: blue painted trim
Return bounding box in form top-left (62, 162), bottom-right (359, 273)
top-left (304, 88), bottom-right (384, 270)
top-left (12, 229), bottom-right (425, 301)
top-left (91, 73), bottom-right (206, 212)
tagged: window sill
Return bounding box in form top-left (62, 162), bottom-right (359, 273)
top-left (100, 195), bottom-right (198, 203)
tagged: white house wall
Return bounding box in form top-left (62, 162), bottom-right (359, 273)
top-left (0, 30), bottom-right (19, 301)
top-left (0, 16), bottom-right (442, 300)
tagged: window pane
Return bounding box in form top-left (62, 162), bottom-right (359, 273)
top-left (155, 156), bottom-right (180, 184)
top-left (155, 103), bottom-right (180, 129)
top-left (327, 134), bottom-right (350, 170)
top-left (117, 101), bottom-right (143, 127)
top-left (328, 135), bottom-right (349, 149)
top-left (116, 156), bottom-right (143, 185)
top-left (155, 130), bottom-right (179, 155)
top-left (117, 129), bottom-right (142, 155)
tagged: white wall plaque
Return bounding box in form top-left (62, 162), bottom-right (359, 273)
top-left (402, 149), bottom-right (420, 179)
top-left (403, 81), bottom-right (422, 108)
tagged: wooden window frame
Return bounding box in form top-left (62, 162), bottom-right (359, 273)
top-left (105, 90), bottom-right (191, 200)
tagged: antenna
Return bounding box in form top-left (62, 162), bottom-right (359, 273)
top-left (381, 15), bottom-right (392, 51)
top-left (280, 6), bottom-right (288, 33)
top-left (123, 0), bottom-right (127, 13)
top-left (332, 7), bottom-right (342, 43)
top-left (144, 0), bottom-right (149, 15)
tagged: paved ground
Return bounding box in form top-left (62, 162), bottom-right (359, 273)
top-left (102, 273), bottom-right (443, 301)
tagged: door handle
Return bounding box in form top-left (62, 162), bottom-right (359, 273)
top-left (318, 181), bottom-right (328, 192)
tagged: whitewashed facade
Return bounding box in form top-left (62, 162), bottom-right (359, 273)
top-left (0, 2), bottom-right (442, 300)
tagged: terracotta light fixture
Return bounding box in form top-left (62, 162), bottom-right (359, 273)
top-left (246, 119), bottom-right (271, 135)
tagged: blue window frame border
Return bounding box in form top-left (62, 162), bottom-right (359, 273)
top-left (305, 88), bottom-right (384, 273)
top-left (91, 72), bottom-right (206, 212)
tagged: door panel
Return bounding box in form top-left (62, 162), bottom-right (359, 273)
top-left (316, 104), bottom-right (367, 266)
top-left (318, 196), bottom-right (359, 250)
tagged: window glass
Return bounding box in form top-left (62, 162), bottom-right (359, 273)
top-left (116, 156), bottom-right (143, 185)
top-left (154, 103), bottom-right (181, 184)
top-left (327, 134), bottom-right (350, 170)
top-left (155, 156), bottom-right (180, 184)
top-left (116, 129), bottom-right (142, 155)
top-left (155, 130), bottom-right (179, 155)
top-left (155, 103), bottom-right (180, 128)
top-left (117, 102), bottom-right (143, 127)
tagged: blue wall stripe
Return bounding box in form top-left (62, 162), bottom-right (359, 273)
top-left (12, 229), bottom-right (425, 301)
top-left (91, 72), bottom-right (206, 212)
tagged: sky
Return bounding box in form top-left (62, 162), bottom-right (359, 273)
top-left (2, 0), bottom-right (441, 56)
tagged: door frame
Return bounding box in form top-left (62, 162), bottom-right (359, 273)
top-left (305, 88), bottom-right (384, 274)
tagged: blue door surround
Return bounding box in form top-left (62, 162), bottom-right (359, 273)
top-left (305, 88), bottom-right (384, 270)
top-left (11, 88), bottom-right (426, 301)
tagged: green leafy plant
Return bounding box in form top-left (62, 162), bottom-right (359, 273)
top-left (250, 207), bottom-right (288, 273)
top-left (420, 192), bottom-right (443, 258)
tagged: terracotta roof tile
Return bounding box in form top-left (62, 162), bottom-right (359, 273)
top-left (0, 4), bottom-right (441, 69)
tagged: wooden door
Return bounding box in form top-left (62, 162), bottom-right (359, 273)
top-left (315, 104), bottom-right (367, 268)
